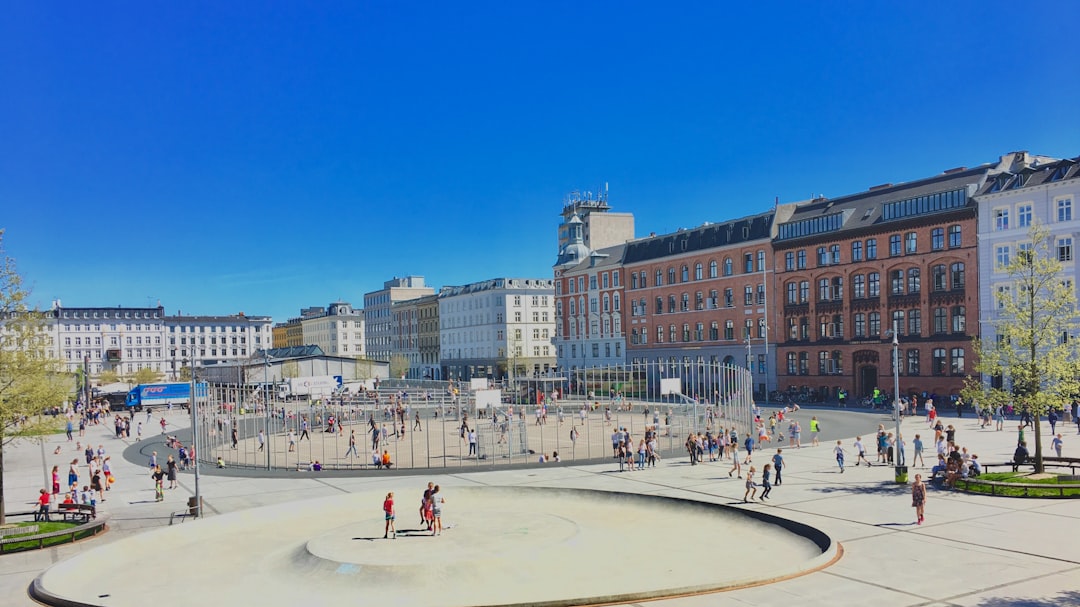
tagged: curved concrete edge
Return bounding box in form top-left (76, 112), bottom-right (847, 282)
top-left (282, 487), bottom-right (844, 607)
top-left (27, 487), bottom-right (840, 607)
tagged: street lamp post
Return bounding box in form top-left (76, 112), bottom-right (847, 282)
top-left (890, 320), bottom-right (904, 484)
top-left (745, 335), bottom-right (754, 403)
top-left (264, 351), bottom-right (272, 471)
top-left (186, 358), bottom-right (203, 517)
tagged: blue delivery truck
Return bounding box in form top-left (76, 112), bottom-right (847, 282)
top-left (125, 383), bottom-right (208, 411)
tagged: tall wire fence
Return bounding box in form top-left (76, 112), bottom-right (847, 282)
top-left (189, 361), bottom-right (755, 471)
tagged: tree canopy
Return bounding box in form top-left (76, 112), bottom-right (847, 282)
top-left (0, 230), bottom-right (69, 523)
top-left (963, 224), bottom-right (1079, 473)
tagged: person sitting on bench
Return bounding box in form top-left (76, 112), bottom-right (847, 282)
top-left (1012, 442), bottom-right (1030, 472)
top-left (380, 450), bottom-right (393, 469)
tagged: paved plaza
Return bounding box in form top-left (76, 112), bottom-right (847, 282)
top-left (3, 407), bottom-right (1079, 606)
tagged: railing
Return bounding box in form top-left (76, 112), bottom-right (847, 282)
top-left (190, 362), bottom-right (755, 472)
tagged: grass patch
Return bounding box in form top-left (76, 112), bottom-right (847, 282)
top-left (0, 521), bottom-right (96, 553)
top-left (960, 472), bottom-right (1080, 497)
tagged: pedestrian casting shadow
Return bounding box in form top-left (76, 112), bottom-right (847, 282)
top-left (809, 481), bottom-right (910, 496)
top-left (971, 590), bottom-right (1080, 606)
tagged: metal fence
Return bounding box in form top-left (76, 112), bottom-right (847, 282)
top-left (189, 361), bottom-right (755, 472)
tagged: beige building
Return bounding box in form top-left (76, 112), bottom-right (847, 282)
top-left (364, 276), bottom-right (435, 361)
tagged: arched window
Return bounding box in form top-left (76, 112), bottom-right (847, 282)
top-left (723, 258), bottom-right (733, 276)
top-left (694, 263), bottom-right (703, 280)
top-left (655, 270), bottom-right (663, 286)
top-left (709, 260), bottom-right (718, 278)
top-left (668, 267), bottom-right (676, 284)
top-left (681, 265), bottom-right (690, 282)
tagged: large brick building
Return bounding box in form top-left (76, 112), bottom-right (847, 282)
top-left (622, 212), bottom-right (779, 398)
top-left (773, 166), bottom-right (994, 401)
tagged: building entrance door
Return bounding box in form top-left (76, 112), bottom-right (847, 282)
top-left (859, 366), bottom-right (878, 399)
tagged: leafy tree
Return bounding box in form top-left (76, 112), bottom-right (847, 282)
top-left (132, 367), bottom-right (163, 385)
top-left (963, 224), bottom-right (1079, 473)
top-left (98, 369), bottom-right (120, 385)
top-left (389, 354), bottom-right (410, 379)
top-left (0, 231), bottom-right (69, 524)
top-left (178, 366), bottom-right (192, 382)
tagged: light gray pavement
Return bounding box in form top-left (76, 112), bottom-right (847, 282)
top-left (3, 407), bottom-right (1079, 606)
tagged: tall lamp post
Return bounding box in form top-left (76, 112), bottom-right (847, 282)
top-left (185, 358), bottom-right (203, 517)
top-left (745, 335), bottom-right (754, 403)
top-left (889, 321), bottom-right (904, 483)
top-left (264, 350), bottom-right (272, 471)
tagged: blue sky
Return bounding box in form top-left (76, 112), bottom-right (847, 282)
top-left (2, 2), bottom-right (1078, 323)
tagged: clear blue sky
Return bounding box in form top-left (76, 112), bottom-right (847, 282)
top-left (2, 2), bottom-right (1078, 323)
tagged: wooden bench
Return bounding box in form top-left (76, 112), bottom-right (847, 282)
top-left (57, 503), bottom-right (96, 523)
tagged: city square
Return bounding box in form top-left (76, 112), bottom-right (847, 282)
top-left (3, 3), bottom-right (1080, 606)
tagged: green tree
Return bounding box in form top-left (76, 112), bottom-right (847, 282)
top-left (0, 231), bottom-right (69, 524)
top-left (98, 369), bottom-right (120, 385)
top-left (178, 366), bottom-right (192, 382)
top-left (389, 354), bottom-right (410, 379)
top-left (963, 224), bottom-right (1079, 473)
top-left (132, 367), bottom-right (164, 385)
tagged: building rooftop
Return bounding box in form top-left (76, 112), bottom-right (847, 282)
top-left (623, 211), bottom-right (774, 264)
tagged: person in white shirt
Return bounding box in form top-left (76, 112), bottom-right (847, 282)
top-left (834, 441), bottom-right (846, 472)
top-left (854, 437), bottom-right (871, 466)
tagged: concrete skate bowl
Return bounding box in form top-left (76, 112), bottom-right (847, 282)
top-left (31, 487), bottom-right (838, 607)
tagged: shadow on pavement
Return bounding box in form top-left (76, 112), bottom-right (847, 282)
top-left (972, 590), bottom-right (1080, 606)
top-left (809, 481), bottom-right (910, 496)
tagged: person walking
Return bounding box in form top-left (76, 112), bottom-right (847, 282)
top-left (809, 416), bottom-right (820, 447)
top-left (231, 427), bottom-right (238, 449)
top-left (413, 411), bottom-right (422, 431)
top-left (299, 417), bottom-right (310, 441)
top-left (257, 430), bottom-right (265, 452)
top-left (772, 449), bottom-right (785, 485)
top-left (854, 437), bottom-right (871, 466)
top-left (1052, 433), bottom-right (1064, 457)
top-left (468, 429), bottom-right (477, 457)
top-left (912, 473), bottom-right (927, 525)
top-left (743, 466), bottom-right (757, 502)
top-left (35, 489), bottom-right (51, 522)
top-left (834, 440), bottom-right (846, 473)
top-left (151, 465), bottom-right (165, 502)
top-left (760, 464), bottom-right (772, 500)
top-left (913, 434), bottom-right (925, 467)
top-left (383, 492), bottom-right (396, 539)
top-left (345, 430), bottom-right (359, 458)
top-left (51, 465), bottom-right (60, 496)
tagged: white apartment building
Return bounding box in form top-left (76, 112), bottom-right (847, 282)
top-left (363, 276), bottom-right (434, 361)
top-left (165, 312), bottom-right (273, 379)
top-left (51, 303), bottom-right (168, 376)
top-left (439, 277), bottom-right (556, 381)
top-left (298, 302), bottom-right (365, 357)
top-left (976, 152), bottom-right (1079, 387)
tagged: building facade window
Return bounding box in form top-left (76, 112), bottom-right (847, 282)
top-left (868, 272), bottom-right (880, 297)
top-left (949, 225), bottom-right (962, 248)
top-left (1018, 204), bottom-right (1032, 228)
top-left (931, 228), bottom-right (944, 251)
top-left (852, 241), bottom-right (862, 261)
top-left (907, 349), bottom-right (920, 375)
top-left (950, 348), bottom-right (965, 375)
top-left (905, 232), bottom-right (917, 254)
top-left (889, 234), bottom-right (901, 256)
top-left (933, 348), bottom-right (947, 375)
top-left (867, 239), bottom-right (878, 260)
top-left (1059, 197), bottom-right (1073, 222)
top-left (1059, 237), bottom-right (1073, 262)
top-left (908, 309), bottom-right (922, 335)
top-left (994, 208), bottom-right (1009, 231)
